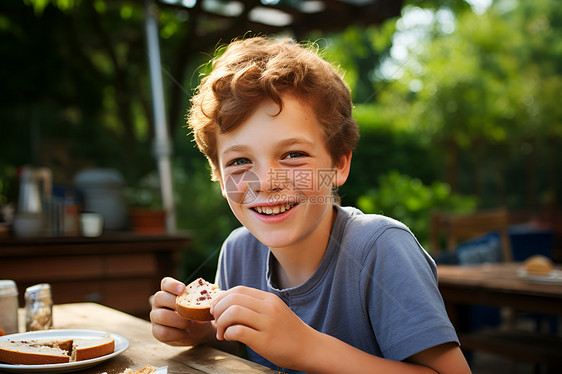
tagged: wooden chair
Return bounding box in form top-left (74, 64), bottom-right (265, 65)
top-left (430, 208), bottom-right (513, 262)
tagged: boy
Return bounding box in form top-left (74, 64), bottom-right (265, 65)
top-left (150, 37), bottom-right (471, 374)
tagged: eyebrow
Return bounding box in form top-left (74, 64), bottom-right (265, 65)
top-left (221, 144), bottom-right (250, 157)
top-left (276, 137), bottom-right (316, 148)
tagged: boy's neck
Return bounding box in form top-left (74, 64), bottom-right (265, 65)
top-left (270, 206), bottom-right (338, 289)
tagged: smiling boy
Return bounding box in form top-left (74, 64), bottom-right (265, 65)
top-left (150, 37), bottom-right (471, 374)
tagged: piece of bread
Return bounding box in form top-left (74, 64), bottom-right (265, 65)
top-left (0, 340), bottom-right (71, 365)
top-left (0, 336), bottom-right (114, 365)
top-left (71, 336), bottom-right (115, 361)
top-left (121, 364), bottom-right (157, 374)
top-left (176, 278), bottom-right (223, 321)
top-left (525, 255), bottom-right (554, 276)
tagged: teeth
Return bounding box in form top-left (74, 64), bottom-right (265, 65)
top-left (254, 203), bottom-right (295, 215)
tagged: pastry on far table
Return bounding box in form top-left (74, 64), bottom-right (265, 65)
top-left (524, 254), bottom-right (554, 276)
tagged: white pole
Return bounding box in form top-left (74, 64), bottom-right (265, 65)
top-left (144, 0), bottom-right (176, 233)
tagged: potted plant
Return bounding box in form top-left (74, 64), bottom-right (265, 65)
top-left (125, 172), bottom-right (166, 235)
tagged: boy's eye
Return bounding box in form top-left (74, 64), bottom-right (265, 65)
top-left (283, 151), bottom-right (307, 159)
top-left (227, 158), bottom-right (251, 167)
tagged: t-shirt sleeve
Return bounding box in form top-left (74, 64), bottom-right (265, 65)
top-left (361, 226), bottom-right (459, 361)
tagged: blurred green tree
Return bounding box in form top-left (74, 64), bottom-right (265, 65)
top-left (357, 171), bottom-right (476, 247)
top-left (363, 0), bottom-right (562, 212)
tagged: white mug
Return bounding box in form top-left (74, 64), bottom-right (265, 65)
top-left (80, 213), bottom-right (103, 237)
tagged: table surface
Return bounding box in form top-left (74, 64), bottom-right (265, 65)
top-left (13, 303), bottom-right (276, 374)
top-left (437, 262), bottom-right (562, 315)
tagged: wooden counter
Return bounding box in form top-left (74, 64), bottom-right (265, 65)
top-left (0, 232), bottom-right (192, 319)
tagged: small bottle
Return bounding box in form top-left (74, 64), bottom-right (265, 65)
top-left (63, 196), bottom-right (79, 236)
top-left (25, 283), bottom-right (53, 331)
top-left (0, 280), bottom-right (19, 335)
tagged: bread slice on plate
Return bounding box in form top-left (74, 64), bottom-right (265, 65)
top-left (176, 278), bottom-right (223, 321)
top-left (0, 340), bottom-right (71, 365)
top-left (0, 336), bottom-right (115, 365)
top-left (71, 336), bottom-right (115, 361)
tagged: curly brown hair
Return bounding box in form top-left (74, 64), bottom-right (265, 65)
top-left (187, 36), bottom-right (359, 180)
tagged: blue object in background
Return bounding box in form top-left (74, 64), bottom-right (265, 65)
top-left (508, 224), bottom-right (554, 261)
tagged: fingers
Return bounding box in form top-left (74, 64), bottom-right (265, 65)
top-left (150, 305), bottom-right (192, 346)
top-left (152, 277), bottom-right (190, 328)
top-left (161, 277), bottom-right (185, 295)
top-left (212, 290), bottom-right (267, 318)
top-left (150, 304), bottom-right (192, 330)
top-left (214, 302), bottom-right (265, 341)
top-left (150, 277), bottom-right (218, 347)
top-left (211, 285), bottom-right (269, 309)
top-left (152, 277), bottom-right (185, 311)
top-left (151, 320), bottom-right (191, 346)
top-left (222, 323), bottom-right (261, 345)
top-left (212, 287), bottom-right (274, 342)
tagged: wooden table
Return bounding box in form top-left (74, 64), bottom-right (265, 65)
top-left (437, 262), bottom-right (562, 371)
top-left (15, 302), bottom-right (276, 374)
top-left (0, 233), bottom-right (191, 319)
top-left (437, 262), bottom-right (562, 317)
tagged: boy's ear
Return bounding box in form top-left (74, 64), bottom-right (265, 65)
top-left (218, 178), bottom-right (228, 199)
top-left (213, 167), bottom-right (228, 199)
top-left (333, 152), bottom-right (352, 187)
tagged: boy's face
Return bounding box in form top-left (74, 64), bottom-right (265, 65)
top-left (216, 94), bottom-right (351, 249)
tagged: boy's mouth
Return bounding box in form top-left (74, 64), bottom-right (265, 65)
top-left (252, 202), bottom-right (298, 216)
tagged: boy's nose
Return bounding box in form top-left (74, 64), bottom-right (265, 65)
top-left (254, 166), bottom-right (290, 193)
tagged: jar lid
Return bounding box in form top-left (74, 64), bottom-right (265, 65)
top-left (0, 280), bottom-right (18, 296)
top-left (25, 283), bottom-right (52, 301)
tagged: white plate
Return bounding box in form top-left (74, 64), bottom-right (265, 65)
top-left (518, 268), bottom-right (562, 285)
top-left (0, 329), bottom-right (129, 373)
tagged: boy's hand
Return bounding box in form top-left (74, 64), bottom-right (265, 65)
top-left (150, 277), bottom-right (215, 347)
top-left (211, 286), bottom-right (316, 370)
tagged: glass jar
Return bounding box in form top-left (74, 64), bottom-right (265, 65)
top-left (25, 283), bottom-right (53, 331)
top-left (0, 280), bottom-right (19, 335)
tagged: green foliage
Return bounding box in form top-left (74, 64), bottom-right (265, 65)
top-left (357, 171), bottom-right (477, 248)
top-left (339, 103), bottom-right (440, 207)
top-left (366, 0), bottom-right (562, 210)
top-left (313, 23), bottom-right (397, 103)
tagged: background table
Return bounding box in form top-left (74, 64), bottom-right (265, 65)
top-left (0, 233), bottom-right (191, 319)
top-left (437, 262), bottom-right (562, 316)
top-left (437, 262), bottom-right (562, 372)
top-left (23, 302), bottom-right (276, 373)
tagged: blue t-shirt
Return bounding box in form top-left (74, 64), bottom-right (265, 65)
top-left (215, 205), bottom-right (459, 373)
